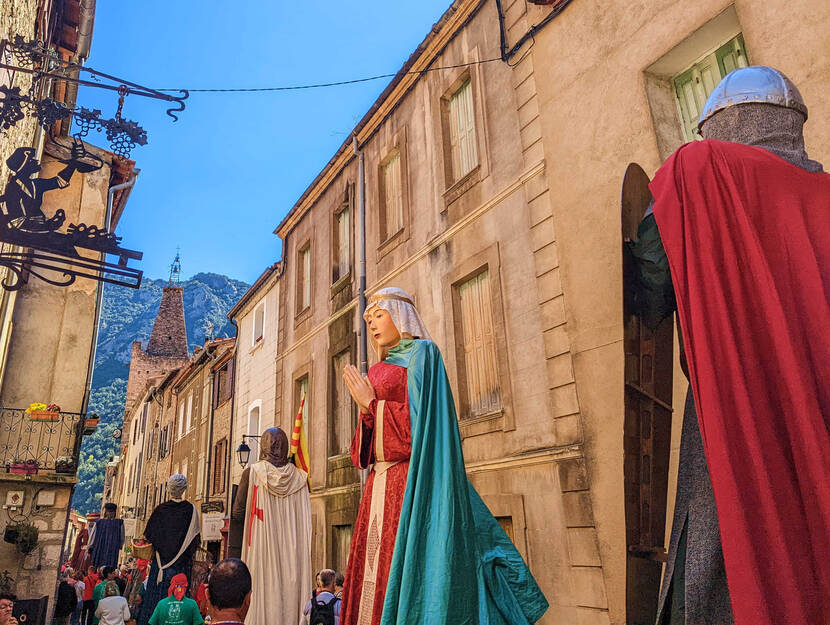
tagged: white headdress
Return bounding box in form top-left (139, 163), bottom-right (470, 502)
top-left (364, 287), bottom-right (431, 342)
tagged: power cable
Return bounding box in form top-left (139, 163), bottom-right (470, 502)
top-left (156, 57), bottom-right (503, 94)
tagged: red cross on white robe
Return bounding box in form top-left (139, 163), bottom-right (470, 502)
top-left (247, 484), bottom-right (264, 547)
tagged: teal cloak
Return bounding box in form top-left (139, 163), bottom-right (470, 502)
top-left (380, 339), bottom-right (548, 625)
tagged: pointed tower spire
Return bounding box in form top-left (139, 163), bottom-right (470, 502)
top-left (146, 252), bottom-right (188, 358)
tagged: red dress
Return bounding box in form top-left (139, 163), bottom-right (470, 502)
top-left (341, 361), bottom-right (411, 625)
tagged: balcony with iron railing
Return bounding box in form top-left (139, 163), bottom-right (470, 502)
top-left (0, 408), bottom-right (93, 477)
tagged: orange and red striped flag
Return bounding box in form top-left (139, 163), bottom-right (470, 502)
top-left (290, 390), bottom-right (310, 474)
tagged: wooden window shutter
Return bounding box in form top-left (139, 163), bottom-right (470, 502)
top-left (458, 270), bottom-right (501, 417)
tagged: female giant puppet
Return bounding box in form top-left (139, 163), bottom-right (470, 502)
top-left (341, 288), bottom-right (548, 625)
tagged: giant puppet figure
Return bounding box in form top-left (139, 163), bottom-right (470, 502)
top-left (137, 474), bottom-right (201, 625)
top-left (88, 503), bottom-right (124, 569)
top-left (626, 67), bottom-right (830, 625)
top-left (230, 427), bottom-right (311, 625)
top-left (340, 287), bottom-right (548, 625)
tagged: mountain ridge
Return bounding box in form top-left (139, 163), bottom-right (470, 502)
top-left (72, 272), bottom-right (249, 514)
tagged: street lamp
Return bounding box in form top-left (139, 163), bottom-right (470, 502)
top-left (236, 435), bottom-right (260, 468)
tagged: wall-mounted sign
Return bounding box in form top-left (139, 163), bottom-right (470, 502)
top-left (201, 500), bottom-right (225, 514)
top-left (201, 512), bottom-right (225, 542)
top-left (0, 142), bottom-right (143, 290)
top-left (4, 490), bottom-right (23, 507)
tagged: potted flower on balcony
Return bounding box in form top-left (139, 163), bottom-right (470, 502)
top-left (25, 402), bottom-right (60, 422)
top-left (83, 413), bottom-right (100, 435)
top-left (9, 459), bottom-right (39, 475)
top-left (55, 456), bottom-right (76, 474)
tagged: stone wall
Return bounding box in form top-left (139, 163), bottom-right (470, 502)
top-left (0, 0), bottom-right (40, 189)
top-left (0, 476), bottom-right (74, 617)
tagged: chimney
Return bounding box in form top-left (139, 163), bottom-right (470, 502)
top-left (146, 286), bottom-right (188, 358)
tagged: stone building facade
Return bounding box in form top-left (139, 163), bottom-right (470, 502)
top-left (272, 0), bottom-right (564, 608)
top-left (113, 337), bottom-right (236, 563)
top-left (263, 1), bottom-right (830, 623)
top-left (226, 263), bottom-right (281, 498)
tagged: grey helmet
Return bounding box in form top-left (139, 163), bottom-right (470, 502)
top-left (698, 66), bottom-right (807, 130)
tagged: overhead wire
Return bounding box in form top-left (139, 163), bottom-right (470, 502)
top-left (155, 56), bottom-right (503, 94)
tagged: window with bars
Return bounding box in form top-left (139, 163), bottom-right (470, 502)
top-left (447, 78), bottom-right (478, 182)
top-left (331, 350), bottom-right (355, 456)
top-left (297, 244), bottom-right (312, 313)
top-left (252, 301), bottom-right (265, 346)
top-left (673, 34), bottom-right (749, 142)
top-left (379, 152), bottom-right (404, 242)
top-left (455, 269), bottom-right (502, 418)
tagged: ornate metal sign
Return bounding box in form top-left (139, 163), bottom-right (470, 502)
top-left (0, 141), bottom-right (142, 290)
top-left (0, 36), bottom-right (188, 158)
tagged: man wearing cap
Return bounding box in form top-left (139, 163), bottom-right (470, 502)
top-left (628, 66), bottom-right (830, 624)
top-left (137, 475), bottom-right (200, 625)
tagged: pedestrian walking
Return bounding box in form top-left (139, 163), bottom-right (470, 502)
top-left (94, 583), bottom-right (129, 625)
top-left (302, 569), bottom-right (340, 625)
top-left (82, 566), bottom-right (99, 625)
top-left (71, 570), bottom-right (85, 625)
top-left (55, 571), bottom-right (78, 624)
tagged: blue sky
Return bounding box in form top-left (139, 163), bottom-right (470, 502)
top-left (77, 1), bottom-right (455, 284)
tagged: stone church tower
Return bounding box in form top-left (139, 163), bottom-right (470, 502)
top-left (125, 286), bottom-right (190, 413)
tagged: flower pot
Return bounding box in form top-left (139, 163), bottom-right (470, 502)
top-left (10, 461), bottom-right (38, 475)
top-left (55, 460), bottom-right (76, 474)
top-left (83, 418), bottom-right (99, 434)
top-left (29, 410), bottom-right (60, 422)
top-left (3, 526), bottom-right (19, 544)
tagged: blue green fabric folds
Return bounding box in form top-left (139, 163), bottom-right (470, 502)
top-left (380, 339), bottom-right (548, 625)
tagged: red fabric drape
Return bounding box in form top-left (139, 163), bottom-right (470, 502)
top-left (651, 139), bottom-right (830, 624)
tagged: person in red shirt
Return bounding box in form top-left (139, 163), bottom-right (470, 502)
top-left (82, 566), bottom-right (99, 625)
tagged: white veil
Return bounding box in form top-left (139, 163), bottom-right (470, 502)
top-left (364, 287), bottom-right (431, 352)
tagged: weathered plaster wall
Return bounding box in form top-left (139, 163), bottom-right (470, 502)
top-left (528, 1), bottom-right (830, 622)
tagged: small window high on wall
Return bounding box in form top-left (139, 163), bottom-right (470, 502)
top-left (447, 78), bottom-right (478, 182)
top-left (248, 403), bottom-right (261, 460)
top-left (252, 300), bottom-right (265, 346)
top-left (673, 34), bottom-right (749, 142)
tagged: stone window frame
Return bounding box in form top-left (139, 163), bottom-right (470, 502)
top-left (442, 242), bottom-right (516, 437)
top-left (478, 493), bottom-right (528, 560)
top-left (251, 298), bottom-right (266, 350)
top-left (643, 6), bottom-right (746, 161)
top-left (375, 127), bottom-right (411, 260)
top-left (435, 45), bottom-right (491, 211)
top-left (292, 361), bottom-right (314, 479)
top-left (331, 181), bottom-right (354, 293)
top-left (295, 237), bottom-right (313, 324)
top-left (326, 333), bottom-right (357, 462)
top-left (325, 498), bottom-right (359, 573)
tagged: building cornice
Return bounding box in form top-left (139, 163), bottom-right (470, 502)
top-left (274, 0), bottom-right (486, 240)
top-left (227, 263), bottom-right (281, 321)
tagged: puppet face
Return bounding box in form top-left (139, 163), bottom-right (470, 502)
top-left (366, 307), bottom-right (401, 350)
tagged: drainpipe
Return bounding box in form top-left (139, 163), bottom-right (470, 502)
top-left (80, 172), bottom-right (137, 416)
top-left (226, 320), bottom-right (239, 515)
top-left (353, 135), bottom-right (368, 491)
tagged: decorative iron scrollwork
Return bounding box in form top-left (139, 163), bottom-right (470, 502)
top-left (0, 36), bottom-right (187, 158)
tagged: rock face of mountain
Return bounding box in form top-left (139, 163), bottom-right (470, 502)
top-left (72, 273), bottom-right (249, 514)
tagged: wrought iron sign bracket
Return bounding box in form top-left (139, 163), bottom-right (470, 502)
top-left (0, 36), bottom-right (188, 158)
